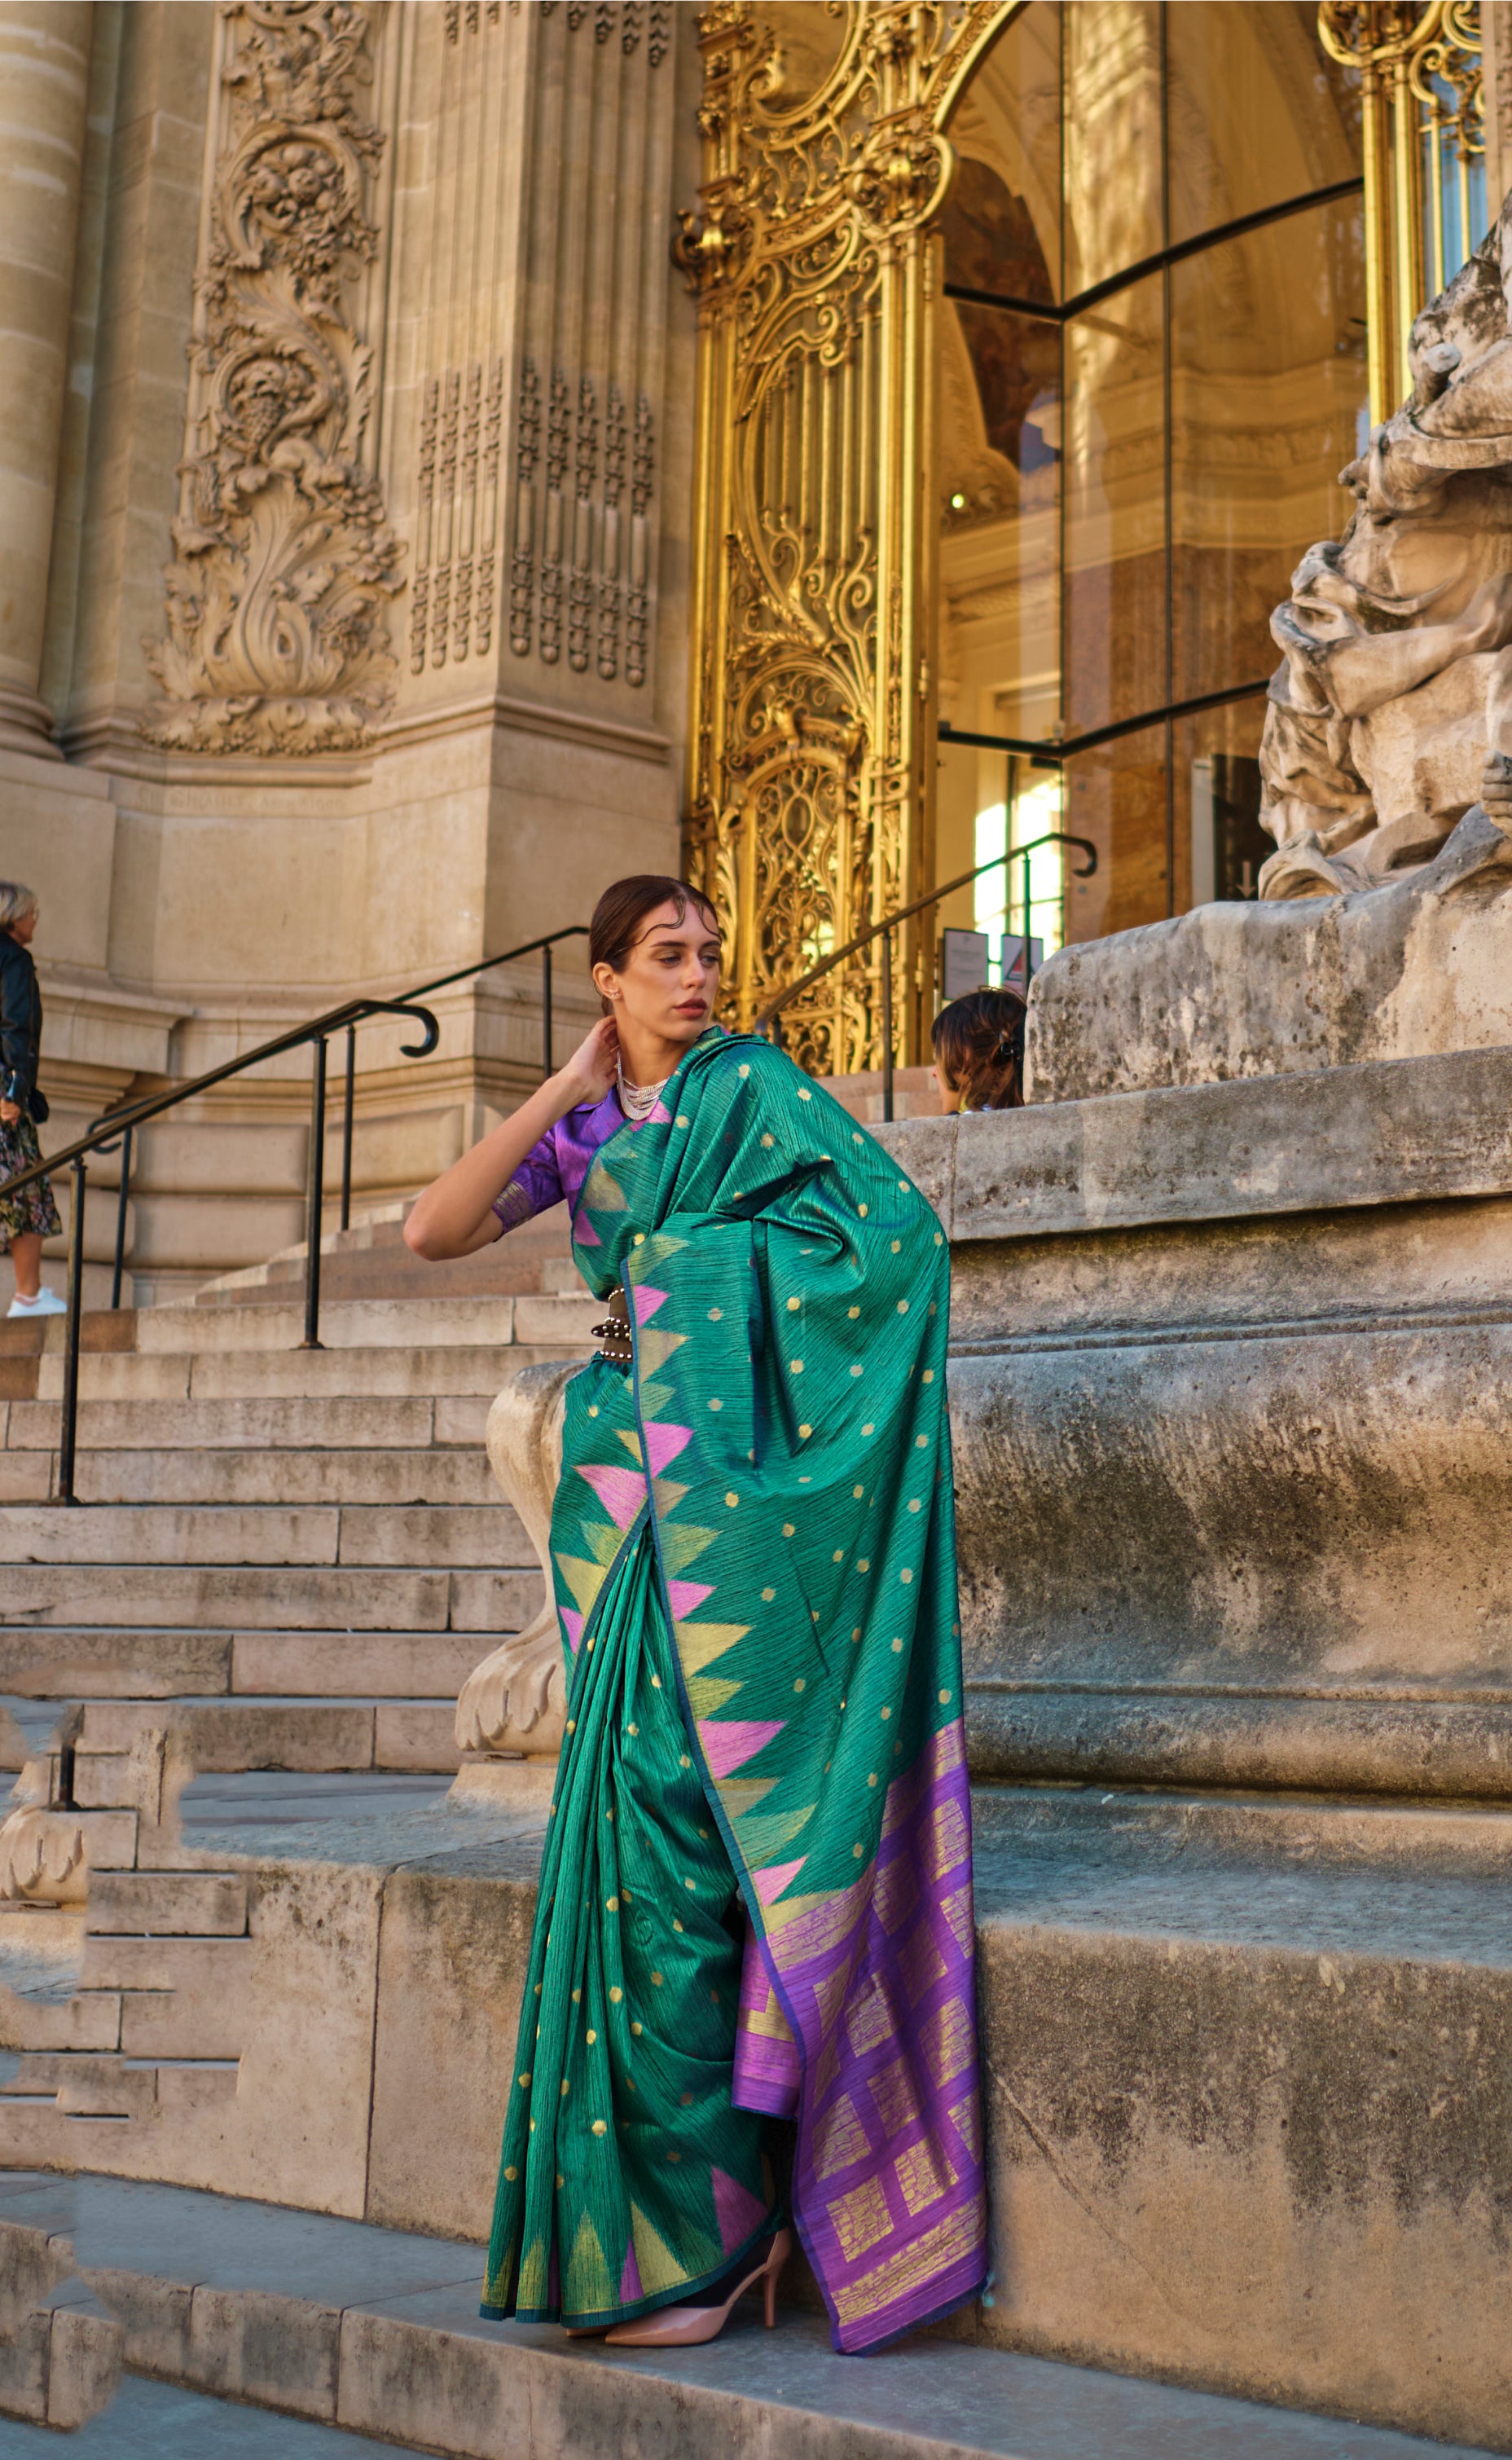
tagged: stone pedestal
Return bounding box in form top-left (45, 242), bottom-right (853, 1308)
top-left (882, 1046), bottom-right (1512, 1796)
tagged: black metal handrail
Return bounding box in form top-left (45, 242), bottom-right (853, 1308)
top-left (0, 922), bottom-right (588, 1503)
top-left (754, 834), bottom-right (1097, 1122)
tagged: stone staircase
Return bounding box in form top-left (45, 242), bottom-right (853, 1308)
top-left (0, 1203), bottom-right (594, 1780)
top-left (0, 2167), bottom-right (1479, 2460)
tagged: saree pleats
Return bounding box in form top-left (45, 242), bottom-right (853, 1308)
top-left (482, 1519), bottom-right (776, 2327)
top-left (483, 1028), bottom-right (987, 2353)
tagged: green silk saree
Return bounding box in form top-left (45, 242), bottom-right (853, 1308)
top-left (482, 1030), bottom-right (986, 2352)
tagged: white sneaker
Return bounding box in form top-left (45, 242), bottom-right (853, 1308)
top-left (7, 1289), bottom-right (67, 1318)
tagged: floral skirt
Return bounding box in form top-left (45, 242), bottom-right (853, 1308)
top-left (0, 1110), bottom-right (61, 1252)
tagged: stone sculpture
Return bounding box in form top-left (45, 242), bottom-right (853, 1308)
top-left (0, 1803), bottom-right (88, 1908)
top-left (1260, 191), bottom-right (1512, 899)
top-left (454, 1361), bottom-right (580, 1761)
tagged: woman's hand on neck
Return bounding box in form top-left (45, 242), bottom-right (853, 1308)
top-left (611, 1011), bottom-right (687, 1087)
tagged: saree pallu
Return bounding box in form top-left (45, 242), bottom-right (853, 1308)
top-left (483, 1031), bottom-right (987, 2352)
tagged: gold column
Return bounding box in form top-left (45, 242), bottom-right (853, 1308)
top-left (1320, 1), bottom-right (1486, 426)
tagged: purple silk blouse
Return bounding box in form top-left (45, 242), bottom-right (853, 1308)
top-left (490, 1089), bottom-right (635, 1234)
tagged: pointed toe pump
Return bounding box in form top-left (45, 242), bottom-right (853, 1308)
top-left (602, 2227), bottom-right (791, 2348)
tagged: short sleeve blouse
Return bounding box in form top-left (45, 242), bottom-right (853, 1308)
top-left (490, 1090), bottom-right (626, 1234)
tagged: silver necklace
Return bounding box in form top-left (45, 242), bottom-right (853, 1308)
top-left (617, 1061), bottom-right (668, 1122)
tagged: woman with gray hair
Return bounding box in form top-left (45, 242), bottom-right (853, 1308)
top-left (0, 882), bottom-right (63, 1318)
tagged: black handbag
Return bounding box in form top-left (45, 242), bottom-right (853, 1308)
top-left (28, 1087), bottom-right (48, 1126)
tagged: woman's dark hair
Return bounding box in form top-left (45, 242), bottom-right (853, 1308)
top-left (931, 987), bottom-right (1027, 1111)
top-left (589, 875), bottom-right (721, 994)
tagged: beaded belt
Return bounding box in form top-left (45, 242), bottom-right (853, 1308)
top-left (590, 1283), bottom-right (633, 1365)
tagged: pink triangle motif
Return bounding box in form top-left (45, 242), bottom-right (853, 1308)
top-left (665, 1579), bottom-right (714, 1620)
top-left (576, 1463), bottom-right (646, 1529)
top-left (619, 2242), bottom-right (643, 2304)
top-left (560, 1608), bottom-right (584, 1652)
top-left (633, 1284), bottom-right (669, 1325)
top-left (576, 1217), bottom-right (603, 1247)
top-left (710, 2166), bottom-right (771, 2256)
top-left (698, 1718), bottom-right (785, 1779)
top-left (753, 1857), bottom-right (807, 1907)
top-left (644, 1423), bottom-right (692, 1475)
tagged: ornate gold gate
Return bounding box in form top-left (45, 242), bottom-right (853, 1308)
top-left (1319, 1), bottom-right (1487, 424)
top-left (678, 2), bottom-right (1010, 1073)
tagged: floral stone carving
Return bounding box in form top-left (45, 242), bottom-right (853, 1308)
top-left (143, 1), bottom-right (403, 756)
top-left (455, 1361), bottom-right (582, 1759)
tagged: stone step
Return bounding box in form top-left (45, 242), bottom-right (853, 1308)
top-left (0, 1446), bottom-right (501, 1507)
top-left (0, 1503), bottom-right (528, 1568)
top-left (0, 2170), bottom-right (1474, 2460)
top-left (1, 1563), bottom-right (536, 1631)
top-left (3, 1393), bottom-right (489, 1451)
top-left (0, 2047), bottom-right (244, 2123)
top-left (29, 1332), bottom-right (585, 1405)
top-left (1, 1293), bottom-right (543, 1360)
top-left (196, 1197), bottom-right (580, 1311)
top-left (71, 1696), bottom-right (463, 1775)
top-left (0, 1626), bottom-right (490, 1701)
top-left (0, 2365), bottom-right (437, 2454)
top-left (138, 1296), bottom-right (528, 1353)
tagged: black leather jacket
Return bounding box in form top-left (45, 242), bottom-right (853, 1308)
top-left (0, 931), bottom-right (42, 1110)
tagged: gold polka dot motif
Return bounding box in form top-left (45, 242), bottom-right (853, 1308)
top-left (592, 2119), bottom-right (608, 2136)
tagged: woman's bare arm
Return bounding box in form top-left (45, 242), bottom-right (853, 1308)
top-left (403, 1016), bottom-right (619, 1261)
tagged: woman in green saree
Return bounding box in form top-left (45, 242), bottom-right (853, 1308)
top-left (406, 875), bottom-right (986, 2353)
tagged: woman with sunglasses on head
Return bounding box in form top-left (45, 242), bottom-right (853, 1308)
top-left (406, 874), bottom-right (985, 2356)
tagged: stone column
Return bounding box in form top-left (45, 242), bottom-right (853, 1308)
top-left (0, 2), bottom-right (92, 755)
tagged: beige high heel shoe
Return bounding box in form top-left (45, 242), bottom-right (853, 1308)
top-left (602, 2227), bottom-right (791, 2348)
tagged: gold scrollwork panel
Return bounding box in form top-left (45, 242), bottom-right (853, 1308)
top-left (681, 1), bottom-right (1015, 1073)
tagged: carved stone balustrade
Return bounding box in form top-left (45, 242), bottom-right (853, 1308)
top-left (454, 1361), bottom-right (582, 1768)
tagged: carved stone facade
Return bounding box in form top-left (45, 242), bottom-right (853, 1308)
top-left (143, 2), bottom-right (405, 756)
top-left (0, 0), bottom-right (697, 1300)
